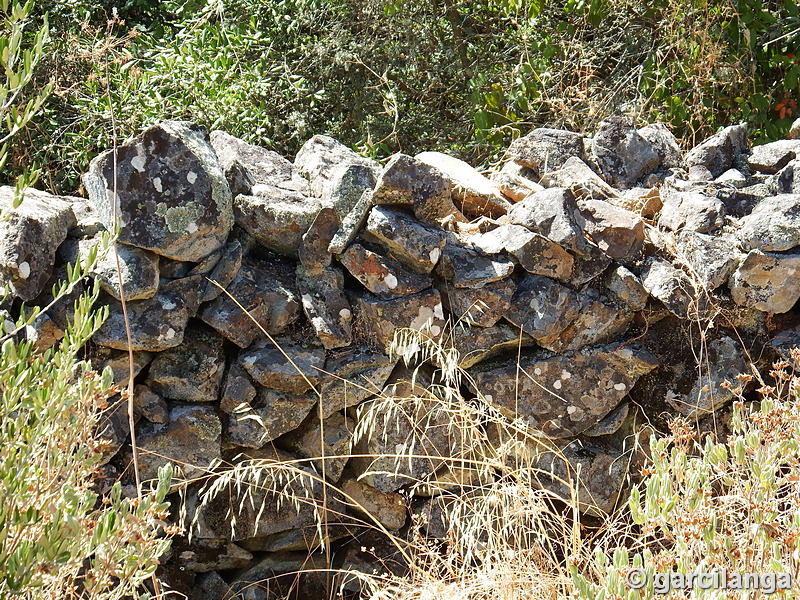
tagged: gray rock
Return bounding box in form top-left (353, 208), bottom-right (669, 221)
top-left (175, 538), bottom-right (253, 573)
top-left (790, 118), bottom-right (800, 140)
top-left (728, 249), bottom-right (800, 313)
top-left (90, 347), bottom-right (154, 388)
top-left (507, 187), bottom-right (585, 252)
top-left (93, 276), bottom-right (200, 351)
top-left (0, 187), bottom-right (75, 300)
top-left (224, 388), bottom-right (316, 448)
top-left (328, 189), bottom-right (373, 255)
top-left (534, 440), bottom-right (627, 516)
top-left (227, 552), bottom-right (329, 600)
top-left (239, 524), bottom-right (351, 553)
top-left (147, 325), bottom-right (225, 402)
top-left (294, 134), bottom-right (380, 198)
top-left (363, 206), bottom-right (446, 274)
top-left (280, 412), bottom-right (354, 482)
top-left (133, 384), bottom-right (169, 424)
top-left (233, 188), bottom-right (322, 257)
top-left (747, 140), bottom-right (800, 174)
top-left (296, 265), bottom-right (353, 349)
top-left (504, 274), bottom-right (581, 346)
top-left (545, 289), bottom-right (633, 353)
top-left (239, 338), bottom-right (325, 394)
top-left (715, 168), bottom-right (748, 187)
top-left (355, 288), bottom-right (446, 351)
top-left (539, 156), bottom-right (618, 200)
top-left (685, 123), bottom-right (749, 177)
top-left (340, 242), bottom-right (432, 299)
top-left (372, 153), bottom-right (463, 224)
top-left (323, 163), bottom-right (379, 222)
top-left (639, 122), bottom-right (683, 169)
top-left (138, 404), bottom-right (222, 485)
top-left (451, 322), bottom-right (533, 369)
top-left (79, 239), bottom-right (160, 301)
top-left (717, 183), bottom-right (771, 217)
top-left (675, 230), bottom-right (741, 290)
top-left (772, 160), bottom-right (800, 194)
top-left (667, 334), bottom-right (747, 417)
top-left (210, 130), bottom-right (308, 196)
top-left (200, 257), bottom-right (300, 348)
top-left (578, 199), bottom-right (644, 260)
top-left (96, 396), bottom-right (133, 465)
top-left (441, 278), bottom-right (516, 328)
top-left (474, 343), bottom-right (658, 438)
top-left (198, 239), bottom-right (243, 302)
top-left (771, 326), bottom-right (800, 368)
top-left (613, 186), bottom-right (663, 217)
top-left (340, 476), bottom-right (407, 530)
top-left (83, 121), bottom-right (233, 262)
top-left (415, 151), bottom-right (511, 218)
top-left (658, 190), bottom-right (725, 233)
top-left (738, 194), bottom-right (800, 251)
top-left (64, 195), bottom-right (105, 238)
top-left (318, 348), bottom-right (397, 417)
top-left (604, 265), bottom-right (649, 311)
top-left (298, 206), bottom-right (338, 267)
top-left (583, 402), bottom-right (630, 437)
top-left (471, 224), bottom-right (573, 282)
top-left (591, 116), bottom-right (661, 186)
top-left (640, 257), bottom-right (697, 319)
top-left (506, 128), bottom-right (585, 176)
top-left (568, 241), bottom-right (613, 286)
top-left (435, 241), bottom-right (514, 289)
top-left (219, 362), bottom-right (257, 414)
top-left (191, 571), bottom-right (232, 600)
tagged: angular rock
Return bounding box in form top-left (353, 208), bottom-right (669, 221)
top-left (147, 325), bottom-right (225, 402)
top-left (239, 339), bottom-right (325, 394)
top-left (545, 289), bottom-right (633, 353)
top-left (219, 362), bottom-right (258, 413)
top-left (340, 242), bottom-right (432, 299)
top-left (715, 168), bottom-right (748, 187)
top-left (363, 206), bottom-right (446, 274)
top-left (591, 116), bottom-right (661, 186)
top-left (298, 206), bottom-right (338, 267)
top-left (578, 199), bottom-right (644, 260)
top-left (604, 265), bottom-right (649, 311)
top-left (441, 278), bottom-right (515, 328)
top-left (451, 322), bottom-right (533, 369)
top-left (372, 153), bottom-right (463, 224)
top-left (79, 239), bottom-right (160, 301)
top-left (728, 249), bottom-right (800, 313)
top-left (175, 538), bottom-right (253, 573)
top-left (224, 388), bottom-right (316, 448)
top-left (772, 160), bottom-right (800, 195)
top-left (658, 190), bottom-right (725, 233)
top-left (200, 257), bottom-right (300, 348)
top-left (210, 130), bottom-right (308, 195)
top-left (65, 195), bottom-right (105, 237)
top-left (323, 163), bottom-right (379, 222)
top-left (639, 122), bottom-right (683, 169)
top-left (133, 384), bottom-right (169, 424)
top-left (667, 334), bottom-right (747, 417)
top-left (318, 348), bottom-right (397, 417)
top-left (474, 343), bottom-right (658, 438)
top-left (91, 347), bottom-right (154, 388)
top-left (340, 476), bottom-right (407, 530)
top-left (675, 230), bottom-right (741, 290)
top-left (771, 326), bottom-right (800, 368)
top-left (685, 123), bottom-right (749, 178)
top-left (791, 117), bottom-right (800, 140)
top-left (198, 239), bottom-right (243, 302)
top-left (415, 151), bottom-right (511, 218)
top-left (435, 242), bottom-right (514, 289)
top-left (294, 134), bottom-right (380, 198)
top-left (24, 313), bottom-right (64, 353)
top-left (227, 553), bottom-right (329, 600)
top-left (717, 183), bottom-right (770, 218)
top-left (584, 402), bottom-right (630, 437)
top-left (93, 276), bottom-right (200, 351)
top-left (505, 128), bottom-right (585, 176)
top-left (738, 194), bottom-right (800, 251)
top-left (507, 187), bottom-right (585, 252)
top-left (0, 187), bottom-right (75, 300)
top-left (239, 524), bottom-right (351, 553)
top-left (569, 241), bottom-right (613, 286)
top-left (280, 412), bottom-right (354, 482)
top-left (328, 189), bottom-right (373, 255)
top-left (504, 275), bottom-right (581, 346)
top-left (492, 162), bottom-right (544, 202)
top-left (138, 404), bottom-right (222, 484)
top-left (191, 572), bottom-right (231, 600)
top-left (296, 265), bottom-right (353, 349)
top-left (534, 440), bottom-right (627, 516)
top-left (613, 187), bottom-right (662, 217)
top-left (96, 396), bottom-right (132, 464)
top-left (640, 257), bottom-right (698, 319)
top-left (747, 140), bottom-right (800, 174)
top-left (540, 156), bottom-right (618, 200)
top-left (83, 121), bottom-right (233, 262)
top-left (470, 224), bottom-right (573, 282)
top-left (233, 188), bottom-right (322, 257)
top-left (355, 289), bottom-right (446, 351)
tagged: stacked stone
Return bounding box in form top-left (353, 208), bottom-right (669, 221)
top-left (4, 115), bottom-right (800, 597)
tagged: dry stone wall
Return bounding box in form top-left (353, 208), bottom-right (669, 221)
top-left (4, 115), bottom-right (800, 597)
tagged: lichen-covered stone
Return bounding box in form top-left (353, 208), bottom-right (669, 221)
top-left (147, 325), bottom-right (226, 402)
top-left (83, 121), bottom-right (233, 262)
top-left (133, 384), bottom-right (169, 424)
top-left (298, 206), bottom-right (338, 267)
top-left (318, 348), bottom-right (397, 417)
top-left (354, 289), bottom-right (446, 351)
top-left (224, 388), bottom-right (316, 448)
top-left (90, 347), bottom-right (154, 388)
top-left (505, 128), bottom-right (585, 177)
top-left (540, 156), bottom-right (618, 200)
top-left (174, 538), bottom-right (253, 574)
top-left (296, 265), bottom-right (353, 349)
top-left (198, 239), bottom-right (243, 302)
top-left (238, 338), bottom-right (325, 393)
top-left (474, 343), bottom-right (658, 438)
top-left (728, 249), bottom-right (800, 313)
top-left (578, 199), bottom-right (644, 260)
top-left (504, 275), bottom-right (581, 347)
top-left (545, 289), bottom-right (633, 353)
top-left (604, 265), bottom-right (649, 311)
top-left (441, 278), bottom-right (515, 328)
top-left (507, 187), bottom-right (586, 252)
top-left (747, 140), bottom-right (800, 174)
top-left (280, 412), bottom-right (354, 482)
top-left (219, 363), bottom-right (257, 414)
top-left (339, 242), bottom-right (432, 299)
top-left (328, 189), bottom-right (373, 255)
top-left (738, 194), bottom-right (800, 252)
top-left (675, 230), bottom-right (741, 290)
top-left (451, 322), bottom-right (533, 369)
top-left (640, 257), bottom-right (697, 319)
top-left (435, 241), bottom-right (514, 289)
top-left (659, 190), bottom-right (725, 233)
top-left (79, 239), bottom-right (160, 301)
top-left (0, 187), bottom-right (75, 300)
top-left (294, 134), bottom-right (380, 198)
top-left (591, 115), bottom-right (661, 186)
top-left (684, 123), bottom-right (749, 178)
top-left (639, 122), bottom-right (683, 169)
top-left (363, 206), bottom-right (446, 274)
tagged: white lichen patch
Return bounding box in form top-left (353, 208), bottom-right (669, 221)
top-left (613, 382), bottom-right (627, 391)
top-left (187, 171), bottom-right (198, 184)
top-left (560, 369), bottom-right (572, 380)
top-left (385, 274), bottom-right (398, 289)
top-left (187, 222), bottom-right (198, 233)
top-left (18, 262), bottom-right (30, 280)
top-left (130, 147), bottom-right (147, 172)
top-left (567, 405), bottom-right (577, 415)
top-left (153, 177), bottom-right (163, 193)
top-left (429, 247), bottom-right (441, 264)
top-left (430, 325), bottom-right (441, 336)
top-left (164, 327), bottom-right (177, 340)
top-left (534, 367), bottom-right (542, 376)
top-left (433, 302), bottom-right (444, 320)
top-left (339, 308), bottom-right (352, 320)
top-left (160, 298), bottom-right (177, 310)
top-left (553, 379), bottom-right (562, 390)
top-left (410, 305), bottom-right (435, 331)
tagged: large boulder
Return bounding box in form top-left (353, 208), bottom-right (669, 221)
top-left (505, 128), bottom-right (585, 177)
top-left (684, 123), bottom-right (749, 178)
top-left (83, 121), bottom-right (233, 262)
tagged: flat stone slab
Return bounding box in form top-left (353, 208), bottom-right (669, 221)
top-left (339, 242), bottom-right (432, 299)
top-left (238, 338), bottom-right (325, 394)
top-left (591, 115), bottom-right (661, 187)
top-left (640, 257), bottom-right (697, 319)
top-left (675, 230), bottom-right (741, 290)
top-left (747, 139), bottom-right (800, 174)
top-left (441, 278), bottom-right (515, 328)
top-left (728, 249), bottom-right (800, 313)
top-left (296, 265), bottom-right (353, 349)
top-left (540, 156), bottom-right (618, 201)
top-left (435, 242), bottom-right (514, 289)
top-left (505, 127), bottom-right (585, 176)
top-left (363, 206), bottom-right (446, 274)
top-left (354, 288), bottom-right (446, 351)
top-left (318, 347), bottom-right (397, 417)
top-left (83, 121), bottom-right (233, 262)
top-left (738, 194), bottom-right (800, 251)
